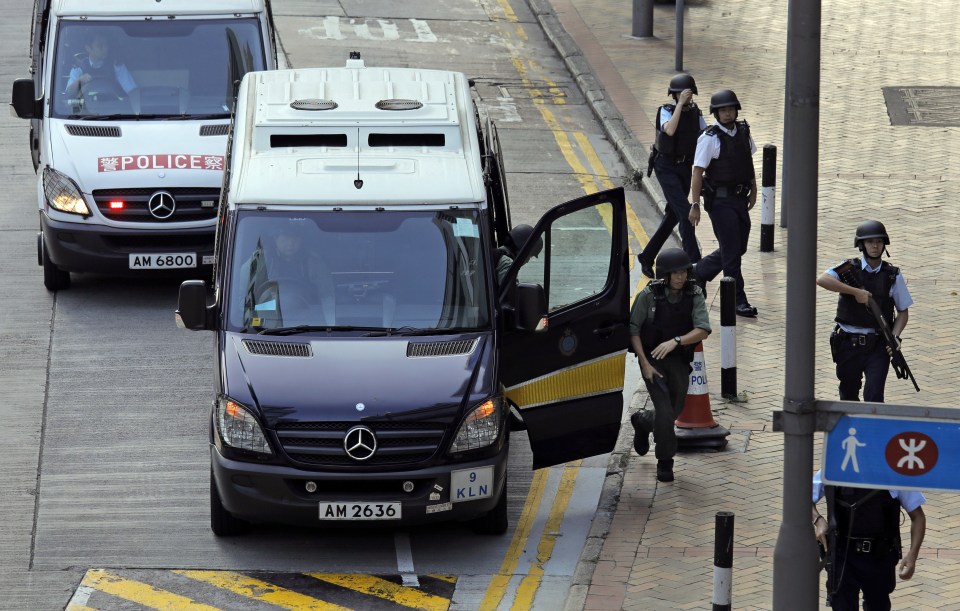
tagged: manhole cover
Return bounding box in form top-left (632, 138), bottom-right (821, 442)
top-left (883, 86), bottom-right (960, 126)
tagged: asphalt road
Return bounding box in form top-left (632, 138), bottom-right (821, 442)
top-left (0, 0), bottom-right (658, 609)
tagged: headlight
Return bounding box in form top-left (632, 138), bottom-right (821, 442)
top-left (43, 167), bottom-right (90, 216)
top-left (449, 398), bottom-right (501, 453)
top-left (215, 397), bottom-right (273, 456)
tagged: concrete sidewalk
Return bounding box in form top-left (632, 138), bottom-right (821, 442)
top-left (524, 0), bottom-right (960, 609)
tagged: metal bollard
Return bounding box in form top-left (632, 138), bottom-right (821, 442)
top-left (675, 0), bottom-right (685, 70)
top-left (719, 277), bottom-right (737, 399)
top-left (713, 511), bottom-right (734, 611)
top-left (632, 0), bottom-right (654, 38)
top-left (760, 144), bottom-right (777, 252)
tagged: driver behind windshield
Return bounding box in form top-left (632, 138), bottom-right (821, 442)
top-left (64, 33), bottom-right (137, 99)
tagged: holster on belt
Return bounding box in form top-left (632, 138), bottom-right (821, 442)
top-left (647, 145), bottom-right (656, 178)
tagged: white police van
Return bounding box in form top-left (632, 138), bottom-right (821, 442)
top-left (176, 55), bottom-right (631, 535)
top-left (11, 0), bottom-right (280, 290)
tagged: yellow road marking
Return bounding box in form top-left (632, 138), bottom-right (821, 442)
top-left (64, 604), bottom-right (97, 611)
top-left (175, 570), bottom-right (350, 610)
top-left (308, 574), bottom-right (449, 610)
top-left (511, 462), bottom-right (580, 609)
top-left (479, 468), bottom-right (550, 609)
top-left (495, 0), bottom-right (519, 23)
top-left (77, 569), bottom-right (220, 611)
top-left (432, 574), bottom-right (457, 583)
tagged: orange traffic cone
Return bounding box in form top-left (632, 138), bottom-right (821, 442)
top-left (675, 342), bottom-right (729, 450)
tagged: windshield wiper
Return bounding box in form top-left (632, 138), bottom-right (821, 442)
top-left (365, 326), bottom-right (481, 337)
top-left (75, 114), bottom-right (142, 121)
top-left (257, 325), bottom-right (391, 336)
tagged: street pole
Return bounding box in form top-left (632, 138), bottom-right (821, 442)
top-left (772, 0), bottom-right (821, 608)
top-left (632, 0), bottom-right (654, 38)
top-left (675, 0), bottom-right (685, 71)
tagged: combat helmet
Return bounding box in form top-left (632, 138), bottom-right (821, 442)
top-left (853, 220), bottom-right (890, 249)
top-left (655, 248), bottom-right (693, 279)
top-left (668, 73), bottom-right (698, 95)
top-left (709, 89), bottom-right (742, 113)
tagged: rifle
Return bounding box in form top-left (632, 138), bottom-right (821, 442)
top-left (834, 261), bottom-right (919, 392)
top-left (866, 296), bottom-right (920, 392)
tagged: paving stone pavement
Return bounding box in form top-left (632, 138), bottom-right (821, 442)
top-left (521, 0), bottom-right (960, 608)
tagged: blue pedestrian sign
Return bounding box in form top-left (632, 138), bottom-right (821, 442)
top-left (822, 414), bottom-right (960, 492)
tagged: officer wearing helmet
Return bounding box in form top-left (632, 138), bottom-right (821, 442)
top-left (688, 89), bottom-right (759, 317)
top-left (816, 220), bottom-right (912, 402)
top-left (636, 74), bottom-right (707, 277)
top-left (496, 224), bottom-right (543, 285)
top-left (628, 248), bottom-right (711, 482)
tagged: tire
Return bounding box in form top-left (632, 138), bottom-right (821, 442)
top-left (471, 475), bottom-right (508, 535)
top-left (39, 235), bottom-right (70, 291)
top-left (210, 471), bottom-right (248, 536)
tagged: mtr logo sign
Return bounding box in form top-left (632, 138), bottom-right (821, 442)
top-left (822, 414), bottom-right (958, 491)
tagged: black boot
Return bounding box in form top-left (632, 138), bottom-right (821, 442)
top-left (630, 411), bottom-right (650, 456)
top-left (657, 459), bottom-right (674, 482)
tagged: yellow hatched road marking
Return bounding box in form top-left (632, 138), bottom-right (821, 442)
top-left (76, 569), bottom-right (220, 611)
top-left (479, 468), bottom-right (550, 609)
top-left (512, 462), bottom-right (580, 609)
top-left (64, 604), bottom-right (96, 611)
top-left (307, 574), bottom-right (449, 610)
top-left (175, 570), bottom-right (350, 610)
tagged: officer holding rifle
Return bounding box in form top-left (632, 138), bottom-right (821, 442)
top-left (816, 220), bottom-right (914, 402)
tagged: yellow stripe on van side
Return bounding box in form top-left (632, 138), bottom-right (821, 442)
top-left (504, 351), bottom-right (626, 409)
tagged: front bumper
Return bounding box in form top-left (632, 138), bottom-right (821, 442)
top-left (211, 446), bottom-right (508, 528)
top-left (41, 213), bottom-right (214, 276)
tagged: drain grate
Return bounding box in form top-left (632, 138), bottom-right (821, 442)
top-left (883, 86), bottom-right (960, 126)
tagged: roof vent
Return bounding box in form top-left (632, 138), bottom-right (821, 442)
top-left (290, 99), bottom-right (338, 111)
top-left (376, 99), bottom-right (423, 111)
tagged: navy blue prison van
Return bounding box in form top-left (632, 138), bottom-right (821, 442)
top-left (175, 55), bottom-right (630, 536)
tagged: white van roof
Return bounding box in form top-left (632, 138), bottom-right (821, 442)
top-left (227, 61), bottom-right (486, 207)
top-left (51, 0), bottom-right (266, 17)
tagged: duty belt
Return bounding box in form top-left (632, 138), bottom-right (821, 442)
top-left (714, 184), bottom-right (751, 198)
top-left (837, 329), bottom-right (878, 347)
top-left (848, 537), bottom-right (895, 554)
top-left (659, 153), bottom-right (691, 164)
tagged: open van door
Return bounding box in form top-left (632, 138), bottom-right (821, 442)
top-left (499, 187), bottom-right (629, 469)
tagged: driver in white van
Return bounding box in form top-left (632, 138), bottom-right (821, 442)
top-left (64, 33), bottom-right (137, 99)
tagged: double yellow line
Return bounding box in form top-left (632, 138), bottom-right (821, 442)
top-left (478, 1), bottom-right (650, 608)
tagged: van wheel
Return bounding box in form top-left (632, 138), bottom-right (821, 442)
top-left (39, 235), bottom-right (70, 291)
top-left (210, 471), bottom-right (248, 536)
top-left (471, 477), bottom-right (508, 535)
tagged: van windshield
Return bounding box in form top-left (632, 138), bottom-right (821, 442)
top-left (51, 19), bottom-right (266, 119)
top-left (226, 209), bottom-right (491, 333)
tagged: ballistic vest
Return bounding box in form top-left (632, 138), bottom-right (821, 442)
top-left (703, 121), bottom-right (755, 187)
top-left (639, 281), bottom-right (697, 360)
top-left (835, 258), bottom-right (898, 329)
top-left (829, 486), bottom-right (901, 541)
top-left (655, 104), bottom-right (702, 159)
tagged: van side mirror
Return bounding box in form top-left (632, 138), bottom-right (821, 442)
top-left (176, 280), bottom-right (213, 330)
top-left (11, 79), bottom-right (40, 119)
top-left (515, 283), bottom-right (547, 332)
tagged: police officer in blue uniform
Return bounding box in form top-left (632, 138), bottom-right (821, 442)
top-left (817, 221), bottom-right (912, 402)
top-left (628, 248), bottom-right (711, 482)
top-left (812, 469), bottom-right (926, 610)
top-left (636, 74), bottom-right (707, 277)
top-left (687, 89), bottom-right (758, 317)
top-left (65, 33), bottom-right (137, 100)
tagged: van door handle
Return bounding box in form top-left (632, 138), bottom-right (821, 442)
top-left (593, 322), bottom-right (625, 338)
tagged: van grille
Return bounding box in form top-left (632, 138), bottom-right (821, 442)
top-left (407, 339), bottom-right (478, 358)
top-left (243, 340), bottom-right (312, 357)
top-left (276, 421), bottom-right (447, 468)
top-left (92, 187), bottom-right (220, 222)
top-left (65, 124), bottom-right (121, 137)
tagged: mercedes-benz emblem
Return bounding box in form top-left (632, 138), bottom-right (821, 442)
top-left (147, 190), bottom-right (176, 220)
top-left (343, 425), bottom-right (377, 461)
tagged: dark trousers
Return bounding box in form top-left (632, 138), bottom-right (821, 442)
top-left (636, 355), bottom-right (690, 459)
top-left (835, 337), bottom-right (890, 402)
top-left (829, 549), bottom-right (899, 611)
top-left (696, 194), bottom-right (751, 305)
top-left (640, 156), bottom-right (701, 265)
